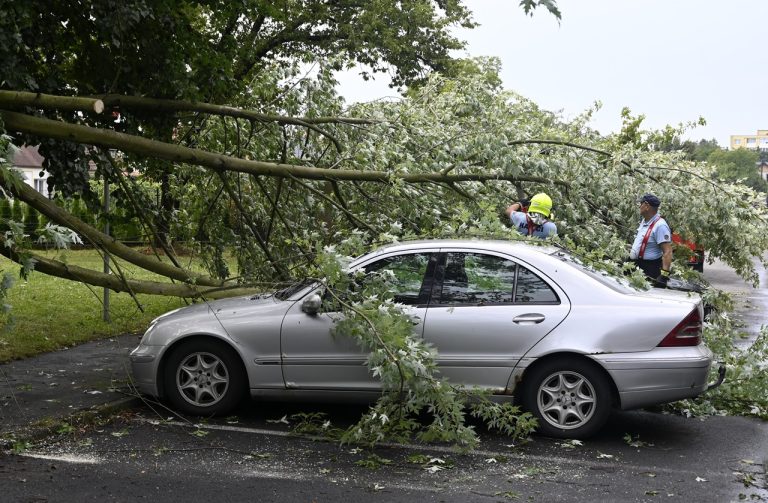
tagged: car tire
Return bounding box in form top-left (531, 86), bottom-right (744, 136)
top-left (163, 339), bottom-right (246, 416)
top-left (521, 358), bottom-right (612, 439)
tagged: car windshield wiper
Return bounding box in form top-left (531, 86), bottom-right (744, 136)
top-left (272, 279), bottom-right (314, 301)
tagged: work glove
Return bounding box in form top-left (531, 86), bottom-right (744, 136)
top-left (655, 269), bottom-right (670, 288)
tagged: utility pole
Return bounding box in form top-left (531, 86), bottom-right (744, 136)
top-left (103, 177), bottom-right (110, 322)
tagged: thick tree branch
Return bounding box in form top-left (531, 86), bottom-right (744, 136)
top-left (0, 91), bottom-right (104, 114)
top-left (1, 111), bottom-right (568, 187)
top-left (97, 94), bottom-right (377, 126)
top-left (508, 139), bottom-right (619, 163)
top-left (0, 241), bottom-right (247, 298)
top-left (0, 167), bottom-right (222, 287)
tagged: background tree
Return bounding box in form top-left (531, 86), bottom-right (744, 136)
top-left (706, 148), bottom-right (767, 192)
top-left (0, 1), bottom-right (567, 295)
top-left (689, 139), bottom-right (720, 161)
top-left (0, 0), bottom-right (560, 256)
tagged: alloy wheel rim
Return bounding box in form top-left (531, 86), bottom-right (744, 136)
top-left (537, 370), bottom-right (596, 430)
top-left (176, 352), bottom-right (230, 407)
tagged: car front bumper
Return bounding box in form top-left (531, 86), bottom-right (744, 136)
top-left (129, 343), bottom-right (163, 397)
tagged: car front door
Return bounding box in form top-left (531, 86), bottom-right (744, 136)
top-left (280, 250), bottom-right (437, 390)
top-left (421, 250), bottom-right (570, 391)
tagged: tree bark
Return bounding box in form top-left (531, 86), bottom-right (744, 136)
top-left (0, 242), bottom-right (252, 298)
top-left (0, 169), bottom-right (223, 287)
top-left (0, 91), bottom-right (104, 114)
top-left (1, 111), bottom-right (567, 187)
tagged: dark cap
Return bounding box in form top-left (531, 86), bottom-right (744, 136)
top-left (638, 193), bottom-right (661, 208)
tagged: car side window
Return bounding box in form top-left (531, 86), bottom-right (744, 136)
top-left (438, 252), bottom-right (517, 305)
top-left (364, 253), bottom-right (433, 305)
top-left (435, 252), bottom-right (559, 306)
top-left (515, 265), bottom-right (558, 303)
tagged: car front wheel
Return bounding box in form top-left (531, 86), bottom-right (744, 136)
top-left (522, 358), bottom-right (612, 438)
top-left (163, 339), bottom-right (246, 416)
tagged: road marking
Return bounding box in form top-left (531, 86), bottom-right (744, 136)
top-left (136, 417), bottom-right (294, 438)
top-left (242, 469), bottom-right (311, 481)
top-left (22, 453), bottom-right (100, 464)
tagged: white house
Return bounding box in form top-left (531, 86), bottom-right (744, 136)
top-left (10, 145), bottom-right (50, 197)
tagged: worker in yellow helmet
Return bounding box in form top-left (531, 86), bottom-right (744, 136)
top-left (504, 193), bottom-right (557, 239)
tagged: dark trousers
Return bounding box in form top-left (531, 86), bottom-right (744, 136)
top-left (634, 258), bottom-right (662, 280)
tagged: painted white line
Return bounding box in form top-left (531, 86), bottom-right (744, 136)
top-left (23, 453), bottom-right (100, 464)
top-left (242, 469), bottom-right (311, 481)
top-left (135, 417), bottom-right (294, 438)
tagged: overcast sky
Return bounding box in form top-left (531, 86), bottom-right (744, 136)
top-left (336, 0), bottom-right (768, 147)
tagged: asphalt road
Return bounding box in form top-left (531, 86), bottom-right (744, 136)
top-left (2, 404), bottom-right (767, 502)
top-left (2, 258), bottom-right (767, 503)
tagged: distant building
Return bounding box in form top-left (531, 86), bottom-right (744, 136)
top-left (730, 130), bottom-right (768, 151)
top-left (10, 145), bottom-right (50, 197)
top-left (8, 145), bottom-right (105, 198)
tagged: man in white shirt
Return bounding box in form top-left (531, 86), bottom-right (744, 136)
top-left (629, 193), bottom-right (672, 287)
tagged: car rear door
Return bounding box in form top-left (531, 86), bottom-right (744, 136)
top-left (421, 250), bottom-right (570, 391)
top-left (279, 250), bottom-right (437, 390)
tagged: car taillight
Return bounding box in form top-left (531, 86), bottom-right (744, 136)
top-left (657, 308), bottom-right (702, 347)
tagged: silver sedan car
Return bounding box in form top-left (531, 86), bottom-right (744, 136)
top-left (130, 240), bottom-right (720, 438)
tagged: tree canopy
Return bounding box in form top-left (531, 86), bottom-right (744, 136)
top-left (1, 0), bottom-right (767, 448)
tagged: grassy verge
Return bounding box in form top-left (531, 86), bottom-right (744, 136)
top-left (0, 248), bottom-right (195, 362)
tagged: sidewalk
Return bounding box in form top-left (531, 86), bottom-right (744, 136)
top-left (703, 256), bottom-right (768, 345)
top-left (1, 258), bottom-right (766, 445)
top-left (0, 333), bottom-right (141, 442)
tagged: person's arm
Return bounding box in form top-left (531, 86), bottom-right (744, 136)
top-left (660, 241), bottom-right (672, 272)
top-left (505, 202), bottom-right (522, 217)
top-left (545, 222), bottom-right (557, 237)
top-left (654, 241), bottom-right (673, 287)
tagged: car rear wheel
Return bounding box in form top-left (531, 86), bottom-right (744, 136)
top-left (163, 339), bottom-right (246, 416)
top-left (522, 358), bottom-right (612, 438)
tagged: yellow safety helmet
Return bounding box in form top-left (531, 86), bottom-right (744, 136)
top-left (528, 193), bottom-right (552, 217)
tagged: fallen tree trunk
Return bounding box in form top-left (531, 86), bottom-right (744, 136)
top-left (0, 167), bottom-right (223, 288)
top-left (1, 111), bottom-right (566, 187)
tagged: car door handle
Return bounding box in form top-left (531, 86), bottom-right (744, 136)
top-left (513, 313), bottom-right (545, 325)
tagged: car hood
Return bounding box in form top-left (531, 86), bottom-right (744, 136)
top-left (158, 293), bottom-right (291, 322)
top-left (142, 293), bottom-right (295, 345)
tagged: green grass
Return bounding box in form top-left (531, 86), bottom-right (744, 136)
top-left (0, 248), bottom-right (196, 362)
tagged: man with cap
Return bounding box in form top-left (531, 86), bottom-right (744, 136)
top-left (505, 193), bottom-right (557, 239)
top-left (629, 193), bottom-right (672, 287)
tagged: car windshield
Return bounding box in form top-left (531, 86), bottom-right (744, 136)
top-left (273, 279), bottom-right (315, 300)
top-left (548, 250), bottom-right (641, 294)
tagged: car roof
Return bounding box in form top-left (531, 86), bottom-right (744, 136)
top-left (357, 238), bottom-right (560, 262)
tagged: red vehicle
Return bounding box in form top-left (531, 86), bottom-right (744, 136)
top-left (671, 234), bottom-right (705, 272)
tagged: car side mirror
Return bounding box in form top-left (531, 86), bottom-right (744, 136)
top-left (301, 293), bottom-right (322, 315)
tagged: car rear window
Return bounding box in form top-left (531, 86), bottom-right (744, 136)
top-left (515, 266), bottom-right (559, 303)
top-left (549, 250), bottom-right (640, 294)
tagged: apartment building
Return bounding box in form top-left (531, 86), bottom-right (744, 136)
top-left (730, 130), bottom-right (768, 151)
